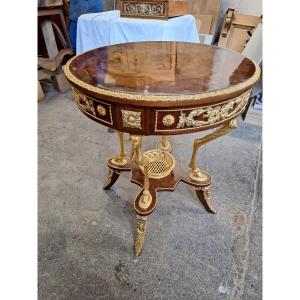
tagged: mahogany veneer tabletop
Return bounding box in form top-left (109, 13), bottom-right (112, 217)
top-left (64, 41), bottom-right (260, 256)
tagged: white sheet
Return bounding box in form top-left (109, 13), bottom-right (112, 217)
top-left (76, 10), bottom-right (199, 54)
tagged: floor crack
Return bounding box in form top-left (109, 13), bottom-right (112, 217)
top-left (229, 142), bottom-right (262, 300)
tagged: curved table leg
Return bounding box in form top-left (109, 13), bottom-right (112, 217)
top-left (135, 215), bottom-right (148, 256)
top-left (103, 131), bottom-right (129, 189)
top-left (189, 118), bottom-right (238, 182)
top-left (195, 185), bottom-right (216, 214)
top-left (130, 145), bottom-right (157, 256)
top-left (111, 131), bottom-right (128, 166)
top-left (103, 168), bottom-right (120, 190)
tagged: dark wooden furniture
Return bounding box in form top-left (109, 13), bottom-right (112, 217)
top-left (120, 0), bottom-right (189, 19)
top-left (65, 41), bottom-right (260, 256)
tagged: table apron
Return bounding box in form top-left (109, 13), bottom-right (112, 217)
top-left (71, 86), bottom-right (252, 135)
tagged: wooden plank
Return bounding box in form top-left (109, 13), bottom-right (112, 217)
top-left (189, 0), bottom-right (221, 35)
top-left (38, 81), bottom-right (45, 101)
top-left (38, 8), bottom-right (62, 17)
top-left (38, 0), bottom-right (62, 7)
top-left (57, 8), bottom-right (72, 48)
top-left (38, 69), bottom-right (52, 80)
top-left (168, 0), bottom-right (189, 17)
top-left (38, 48), bottom-right (73, 71)
top-left (194, 15), bottom-right (212, 34)
top-left (194, 18), bottom-right (201, 35)
top-left (53, 72), bottom-right (70, 93)
top-left (38, 8), bottom-right (72, 49)
top-left (40, 20), bottom-right (70, 92)
top-left (41, 20), bottom-right (58, 59)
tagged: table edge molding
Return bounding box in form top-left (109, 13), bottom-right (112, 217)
top-left (64, 54), bottom-right (261, 103)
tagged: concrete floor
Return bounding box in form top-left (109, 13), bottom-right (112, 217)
top-left (38, 86), bottom-right (262, 300)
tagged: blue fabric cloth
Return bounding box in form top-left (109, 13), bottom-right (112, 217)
top-left (69, 21), bottom-right (77, 51)
top-left (76, 10), bottom-right (200, 54)
top-left (69, 0), bottom-right (103, 50)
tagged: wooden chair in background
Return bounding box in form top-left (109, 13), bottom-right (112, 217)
top-left (38, 1), bottom-right (73, 101)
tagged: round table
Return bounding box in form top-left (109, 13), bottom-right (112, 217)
top-left (64, 41), bottom-right (260, 256)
